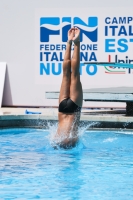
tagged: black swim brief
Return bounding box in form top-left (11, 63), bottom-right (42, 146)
top-left (59, 98), bottom-right (81, 113)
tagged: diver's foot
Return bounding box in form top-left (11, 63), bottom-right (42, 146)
top-left (68, 28), bottom-right (75, 45)
top-left (73, 27), bottom-right (80, 44)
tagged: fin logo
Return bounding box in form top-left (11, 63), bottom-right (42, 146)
top-left (40, 17), bottom-right (98, 42)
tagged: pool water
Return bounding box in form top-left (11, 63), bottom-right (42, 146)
top-left (0, 128), bottom-right (133, 200)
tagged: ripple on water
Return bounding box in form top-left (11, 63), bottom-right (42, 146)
top-left (0, 127), bottom-right (133, 199)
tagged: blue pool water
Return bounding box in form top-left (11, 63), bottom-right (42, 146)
top-left (0, 128), bottom-right (133, 200)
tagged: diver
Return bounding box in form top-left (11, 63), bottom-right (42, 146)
top-left (54, 27), bottom-right (83, 148)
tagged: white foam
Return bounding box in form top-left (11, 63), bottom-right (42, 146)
top-left (103, 137), bottom-right (117, 143)
top-left (115, 131), bottom-right (133, 135)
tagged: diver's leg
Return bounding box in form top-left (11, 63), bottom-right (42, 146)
top-left (70, 27), bottom-right (83, 107)
top-left (59, 28), bottom-right (75, 103)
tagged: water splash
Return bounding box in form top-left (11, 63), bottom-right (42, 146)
top-left (38, 107), bottom-right (100, 149)
top-left (46, 119), bottom-right (99, 150)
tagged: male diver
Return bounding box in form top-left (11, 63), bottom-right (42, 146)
top-left (54, 27), bottom-right (83, 148)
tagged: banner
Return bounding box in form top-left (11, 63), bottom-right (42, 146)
top-left (35, 7), bottom-right (133, 93)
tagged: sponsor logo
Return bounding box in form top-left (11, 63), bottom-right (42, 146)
top-left (104, 55), bottom-right (133, 74)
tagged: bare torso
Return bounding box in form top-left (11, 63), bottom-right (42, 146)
top-left (54, 112), bottom-right (81, 148)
